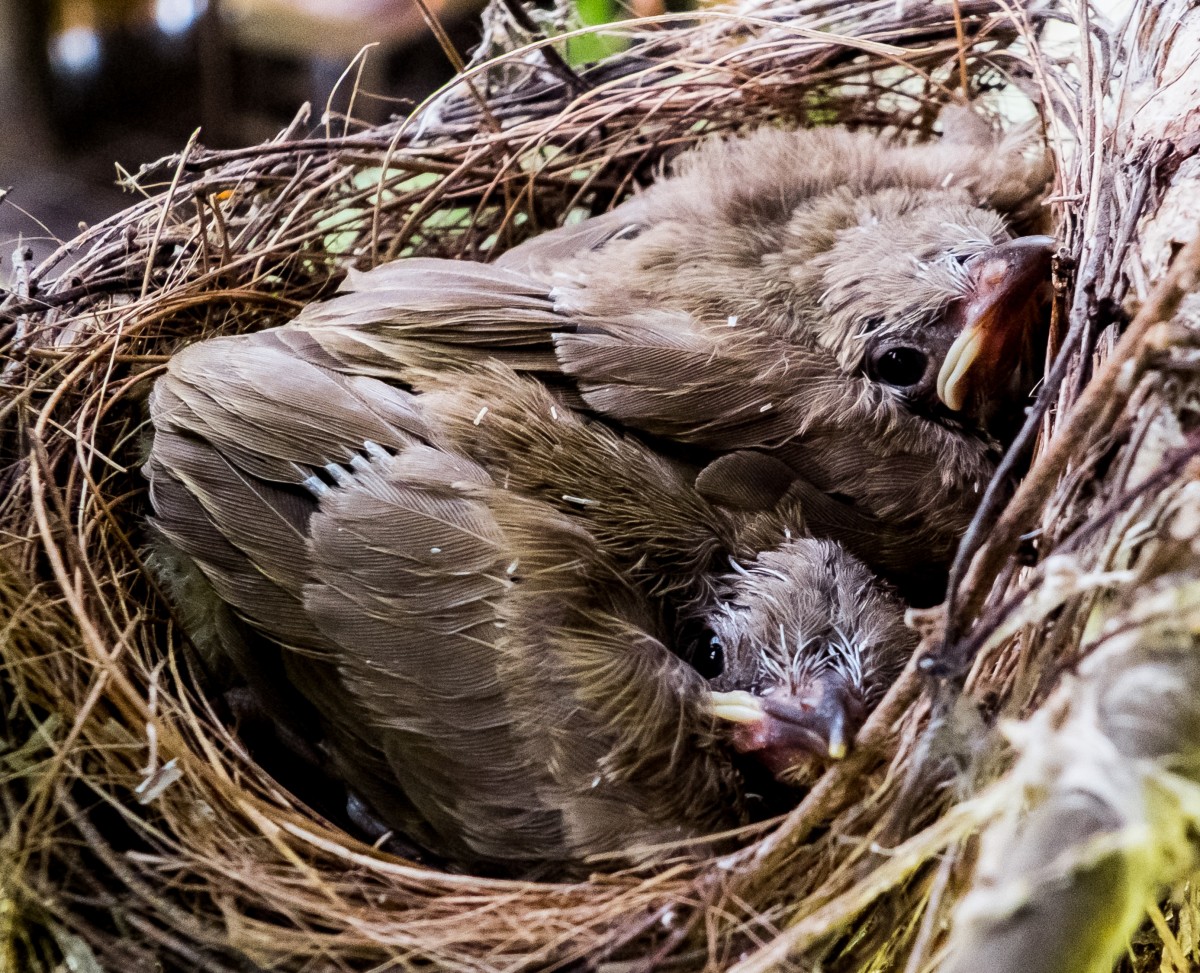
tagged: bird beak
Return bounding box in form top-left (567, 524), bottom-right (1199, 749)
top-left (936, 235), bottom-right (1056, 413)
top-left (710, 675), bottom-right (866, 778)
top-left (710, 690), bottom-right (767, 725)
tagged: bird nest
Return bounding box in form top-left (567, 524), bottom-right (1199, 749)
top-left (3, 0), bottom-right (1199, 970)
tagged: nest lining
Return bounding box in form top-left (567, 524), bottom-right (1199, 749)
top-left (2, 0), bottom-right (1198, 971)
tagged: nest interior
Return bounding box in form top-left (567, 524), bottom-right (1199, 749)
top-left (3, 0), bottom-right (1200, 970)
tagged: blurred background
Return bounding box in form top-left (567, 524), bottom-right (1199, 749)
top-left (0, 0), bottom-right (654, 266)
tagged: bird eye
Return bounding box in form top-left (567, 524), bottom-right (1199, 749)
top-left (869, 346), bottom-right (928, 388)
top-left (697, 636), bottom-right (725, 679)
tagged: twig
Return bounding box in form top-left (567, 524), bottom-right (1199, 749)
top-left (727, 790), bottom-right (1004, 973)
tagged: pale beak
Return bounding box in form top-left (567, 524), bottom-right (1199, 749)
top-left (710, 690), bottom-right (765, 724)
top-left (937, 235), bottom-right (1055, 413)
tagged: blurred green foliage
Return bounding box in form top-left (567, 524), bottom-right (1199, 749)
top-left (566, 0), bottom-right (629, 65)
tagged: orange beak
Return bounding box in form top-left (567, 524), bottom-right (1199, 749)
top-left (936, 235), bottom-right (1056, 414)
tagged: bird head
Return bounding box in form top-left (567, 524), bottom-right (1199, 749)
top-left (790, 186), bottom-right (1055, 439)
top-left (701, 540), bottom-right (915, 787)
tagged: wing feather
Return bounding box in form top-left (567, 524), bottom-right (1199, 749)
top-left (288, 258), bottom-right (565, 379)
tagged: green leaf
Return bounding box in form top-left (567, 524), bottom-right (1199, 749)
top-left (567, 0), bottom-right (627, 65)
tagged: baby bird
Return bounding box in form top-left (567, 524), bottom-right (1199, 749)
top-left (145, 329), bottom-right (913, 875)
top-left (287, 126), bottom-right (1053, 602)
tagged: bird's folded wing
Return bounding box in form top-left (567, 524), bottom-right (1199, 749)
top-left (285, 258), bottom-right (566, 379)
top-left (146, 328), bottom-right (434, 623)
top-left (301, 445), bottom-right (569, 869)
top-left (553, 308), bottom-right (872, 451)
top-left (145, 329), bottom-right (451, 834)
top-left (155, 329), bottom-right (433, 482)
top-left (304, 448), bottom-right (743, 871)
top-left (484, 488), bottom-right (746, 859)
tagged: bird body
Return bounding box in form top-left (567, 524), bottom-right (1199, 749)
top-left (147, 328), bottom-right (911, 874)
top-left (288, 126), bottom-right (1052, 599)
top-left (144, 124), bottom-right (1051, 875)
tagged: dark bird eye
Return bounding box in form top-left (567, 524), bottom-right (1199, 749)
top-left (869, 346), bottom-right (928, 388)
top-left (697, 636), bottom-right (725, 679)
